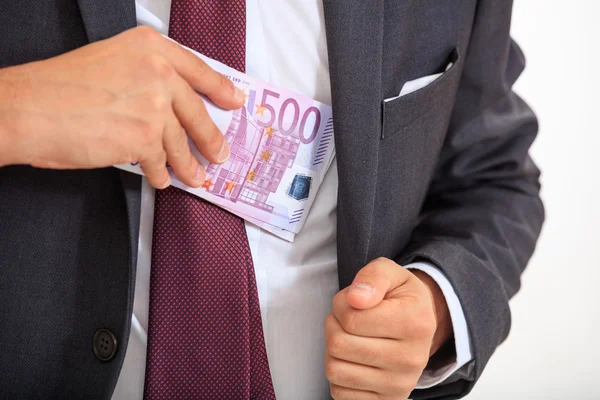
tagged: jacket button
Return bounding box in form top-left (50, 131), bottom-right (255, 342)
top-left (92, 329), bottom-right (117, 361)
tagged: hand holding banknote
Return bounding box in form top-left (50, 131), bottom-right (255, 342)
top-left (0, 26), bottom-right (239, 189)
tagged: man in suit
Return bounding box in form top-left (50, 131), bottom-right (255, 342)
top-left (0, 0), bottom-right (544, 399)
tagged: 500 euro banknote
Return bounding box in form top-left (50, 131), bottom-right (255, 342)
top-left (115, 39), bottom-right (335, 242)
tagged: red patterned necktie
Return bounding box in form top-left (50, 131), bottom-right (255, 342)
top-left (143, 1), bottom-right (276, 399)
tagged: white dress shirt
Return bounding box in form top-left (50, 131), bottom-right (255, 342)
top-left (112, 2), bottom-right (472, 399)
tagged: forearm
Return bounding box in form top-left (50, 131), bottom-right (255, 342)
top-left (0, 68), bottom-right (30, 167)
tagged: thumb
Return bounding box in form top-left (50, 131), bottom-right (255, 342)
top-left (346, 258), bottom-right (411, 310)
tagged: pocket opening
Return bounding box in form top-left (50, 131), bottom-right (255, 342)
top-left (381, 47), bottom-right (461, 140)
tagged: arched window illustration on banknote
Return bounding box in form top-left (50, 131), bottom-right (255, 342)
top-left (205, 105), bottom-right (302, 213)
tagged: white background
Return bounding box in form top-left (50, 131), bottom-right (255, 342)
top-left (468, 1), bottom-right (600, 399)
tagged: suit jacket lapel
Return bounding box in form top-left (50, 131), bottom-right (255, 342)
top-left (76, 0), bottom-right (136, 42)
top-left (323, 1), bottom-right (386, 288)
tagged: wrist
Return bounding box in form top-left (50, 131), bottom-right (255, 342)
top-left (411, 269), bottom-right (454, 355)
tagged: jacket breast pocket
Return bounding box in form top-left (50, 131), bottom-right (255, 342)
top-left (373, 47), bottom-right (463, 250)
top-left (381, 47), bottom-right (461, 140)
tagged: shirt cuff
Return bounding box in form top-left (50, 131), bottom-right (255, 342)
top-left (405, 262), bottom-right (473, 389)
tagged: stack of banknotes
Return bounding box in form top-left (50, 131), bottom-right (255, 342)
top-left (115, 39), bottom-right (335, 242)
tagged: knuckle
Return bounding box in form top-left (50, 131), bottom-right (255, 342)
top-left (405, 376), bottom-right (420, 395)
top-left (150, 149), bottom-right (167, 165)
top-left (195, 59), bottom-right (210, 77)
top-left (339, 311), bottom-right (358, 334)
top-left (170, 125), bottom-right (188, 149)
top-left (326, 332), bottom-right (346, 358)
top-left (204, 125), bottom-right (223, 150)
top-left (135, 119), bottom-right (160, 147)
top-left (329, 385), bottom-right (342, 399)
top-left (424, 316), bottom-right (437, 337)
top-left (187, 103), bottom-right (208, 129)
top-left (218, 72), bottom-right (233, 91)
top-left (416, 353), bottom-right (430, 370)
top-left (145, 54), bottom-right (175, 81)
top-left (135, 25), bottom-right (161, 42)
top-left (343, 372), bottom-right (361, 390)
top-left (361, 345), bottom-right (381, 366)
top-left (147, 92), bottom-right (170, 114)
top-left (168, 139), bottom-right (188, 162)
top-left (412, 312), bottom-right (437, 338)
top-left (383, 370), bottom-right (401, 391)
top-left (393, 382), bottom-right (413, 397)
top-left (324, 360), bottom-right (339, 383)
top-left (325, 312), bottom-right (337, 326)
top-left (384, 371), bottom-right (412, 396)
top-left (405, 351), bottom-right (429, 371)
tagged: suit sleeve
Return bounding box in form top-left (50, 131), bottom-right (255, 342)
top-left (400, 2), bottom-right (544, 399)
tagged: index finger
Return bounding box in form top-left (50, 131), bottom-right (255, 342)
top-left (332, 289), bottom-right (421, 340)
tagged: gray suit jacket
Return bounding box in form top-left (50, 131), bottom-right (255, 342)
top-left (0, 0), bottom-right (544, 399)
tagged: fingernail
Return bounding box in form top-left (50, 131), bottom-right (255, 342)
top-left (217, 140), bottom-right (230, 163)
top-left (160, 175), bottom-right (172, 189)
top-left (195, 165), bottom-right (205, 184)
top-left (349, 283), bottom-right (374, 297)
top-left (234, 86), bottom-right (244, 103)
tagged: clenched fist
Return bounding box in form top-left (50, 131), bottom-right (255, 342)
top-left (325, 258), bottom-right (453, 400)
top-left (0, 26), bottom-right (244, 189)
